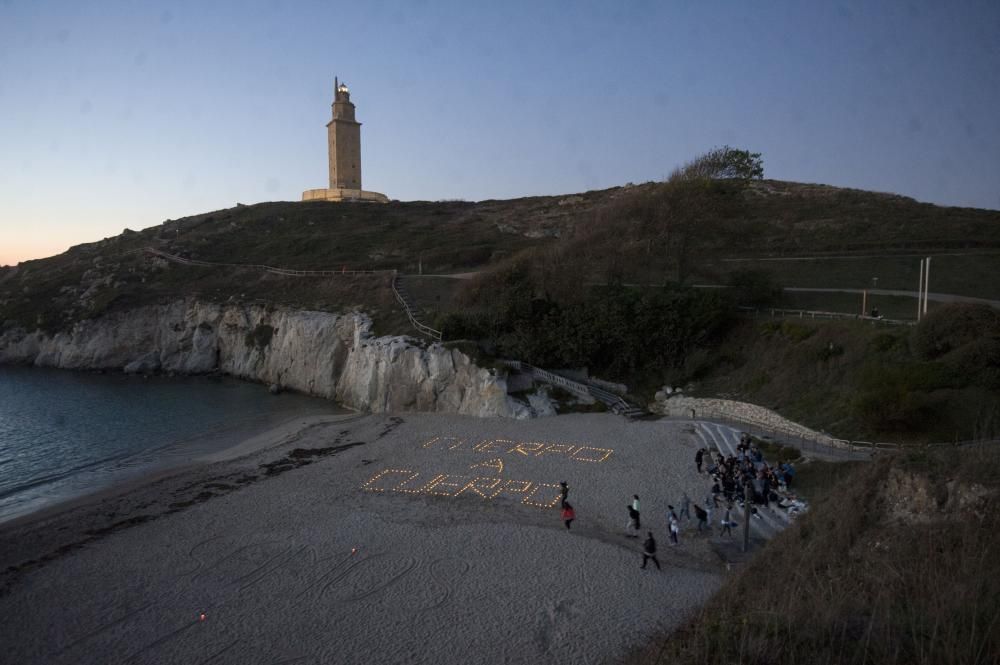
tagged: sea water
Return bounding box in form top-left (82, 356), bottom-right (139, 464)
top-left (0, 366), bottom-right (341, 524)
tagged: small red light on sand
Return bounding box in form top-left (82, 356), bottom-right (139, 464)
top-left (199, 613), bottom-right (206, 622)
top-left (351, 548), bottom-right (357, 555)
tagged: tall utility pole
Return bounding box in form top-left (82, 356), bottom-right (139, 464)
top-left (917, 257), bottom-right (932, 321)
top-left (918, 259), bottom-right (925, 321)
top-left (923, 257), bottom-right (931, 316)
top-left (742, 485), bottom-right (752, 553)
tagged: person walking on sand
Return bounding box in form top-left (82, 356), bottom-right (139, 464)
top-left (694, 503), bottom-right (708, 532)
top-left (695, 448), bottom-right (705, 474)
top-left (641, 532), bottom-right (661, 570)
top-left (626, 505), bottom-right (640, 537)
top-left (632, 494), bottom-right (641, 514)
top-left (561, 502), bottom-right (575, 530)
top-left (679, 492), bottom-right (691, 521)
top-left (669, 515), bottom-right (680, 545)
top-left (559, 481), bottom-right (569, 508)
top-left (720, 503), bottom-right (734, 537)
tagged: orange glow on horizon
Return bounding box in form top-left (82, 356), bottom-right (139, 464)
top-left (0, 242), bottom-right (71, 267)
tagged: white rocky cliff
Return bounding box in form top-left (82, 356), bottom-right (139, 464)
top-left (0, 299), bottom-right (529, 418)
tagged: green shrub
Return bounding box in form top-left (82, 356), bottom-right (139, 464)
top-left (942, 337), bottom-right (1000, 390)
top-left (779, 320), bottom-right (816, 342)
top-left (744, 372), bottom-right (771, 392)
top-left (911, 303), bottom-right (1000, 360)
top-left (816, 342), bottom-right (845, 361)
top-left (852, 363), bottom-right (952, 432)
top-left (870, 332), bottom-right (901, 353)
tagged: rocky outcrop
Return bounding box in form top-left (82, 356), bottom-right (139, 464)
top-left (0, 299), bottom-right (529, 418)
top-left (879, 468), bottom-right (994, 524)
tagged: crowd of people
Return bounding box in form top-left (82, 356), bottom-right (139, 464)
top-left (697, 433), bottom-right (806, 518)
top-left (556, 432), bottom-right (807, 569)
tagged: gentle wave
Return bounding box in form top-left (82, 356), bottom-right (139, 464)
top-left (0, 366), bottom-right (339, 523)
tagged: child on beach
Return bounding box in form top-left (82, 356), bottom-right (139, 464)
top-left (562, 502), bottom-right (575, 530)
top-left (559, 481), bottom-right (569, 507)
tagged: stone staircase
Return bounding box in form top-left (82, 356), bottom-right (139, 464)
top-left (589, 384), bottom-right (648, 418)
top-left (691, 421), bottom-right (799, 540)
top-left (500, 360), bottom-right (647, 419)
top-left (391, 273), bottom-right (442, 341)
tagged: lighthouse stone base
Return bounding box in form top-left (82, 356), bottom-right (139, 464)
top-left (302, 188), bottom-right (390, 204)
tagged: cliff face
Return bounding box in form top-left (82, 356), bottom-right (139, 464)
top-left (0, 300), bottom-right (528, 418)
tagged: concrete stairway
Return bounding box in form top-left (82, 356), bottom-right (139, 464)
top-left (692, 422), bottom-right (797, 540)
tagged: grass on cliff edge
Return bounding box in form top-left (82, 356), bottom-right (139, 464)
top-left (682, 305), bottom-right (1000, 444)
top-left (626, 445), bottom-right (1000, 665)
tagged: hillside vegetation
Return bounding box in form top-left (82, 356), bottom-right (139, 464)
top-left (689, 307), bottom-right (1000, 443)
top-left (2, 176), bottom-right (998, 442)
top-left (628, 444), bottom-right (1000, 665)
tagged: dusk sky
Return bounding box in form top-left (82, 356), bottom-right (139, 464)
top-left (1, 0), bottom-right (998, 265)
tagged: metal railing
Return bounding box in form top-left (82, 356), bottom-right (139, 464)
top-left (391, 272), bottom-right (443, 341)
top-left (500, 360), bottom-right (643, 415)
top-left (739, 306), bottom-right (914, 326)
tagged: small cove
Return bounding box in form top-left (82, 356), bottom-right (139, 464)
top-left (0, 366), bottom-right (342, 523)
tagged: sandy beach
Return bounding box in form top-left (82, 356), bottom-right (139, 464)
top-left (0, 412), bottom-right (727, 665)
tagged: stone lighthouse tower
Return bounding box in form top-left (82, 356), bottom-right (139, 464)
top-left (302, 77), bottom-right (388, 203)
top-left (328, 77), bottom-right (361, 190)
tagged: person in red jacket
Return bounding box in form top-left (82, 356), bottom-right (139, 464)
top-left (561, 502), bottom-right (576, 530)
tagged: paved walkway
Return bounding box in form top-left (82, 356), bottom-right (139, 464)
top-left (783, 286), bottom-right (1000, 308)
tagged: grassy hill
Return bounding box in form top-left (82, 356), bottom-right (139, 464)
top-left (627, 443), bottom-right (1000, 665)
top-left (2, 178), bottom-right (998, 442)
top-left (2, 178), bottom-right (997, 332)
top-left (685, 312), bottom-right (1000, 443)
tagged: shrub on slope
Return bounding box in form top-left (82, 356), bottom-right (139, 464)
top-left (632, 446), bottom-right (1000, 665)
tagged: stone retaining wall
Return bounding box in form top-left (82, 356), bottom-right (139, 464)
top-left (649, 395), bottom-right (838, 447)
top-left (301, 188), bottom-right (389, 203)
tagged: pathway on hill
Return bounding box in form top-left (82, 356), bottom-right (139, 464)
top-left (782, 286), bottom-right (1000, 308)
top-left (142, 247), bottom-right (443, 340)
top-left (691, 284), bottom-right (1000, 309)
top-left (721, 250), bottom-right (1000, 262)
top-left (410, 271), bottom-right (1000, 308)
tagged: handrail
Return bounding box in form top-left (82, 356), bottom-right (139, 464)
top-left (739, 306), bottom-right (914, 326)
top-left (501, 360), bottom-right (591, 400)
top-left (500, 360), bottom-right (643, 415)
top-left (391, 272), bottom-right (442, 341)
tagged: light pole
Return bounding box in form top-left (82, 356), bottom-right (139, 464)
top-left (742, 484), bottom-right (752, 553)
top-left (917, 258), bottom-right (931, 321)
top-left (870, 277), bottom-right (878, 317)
